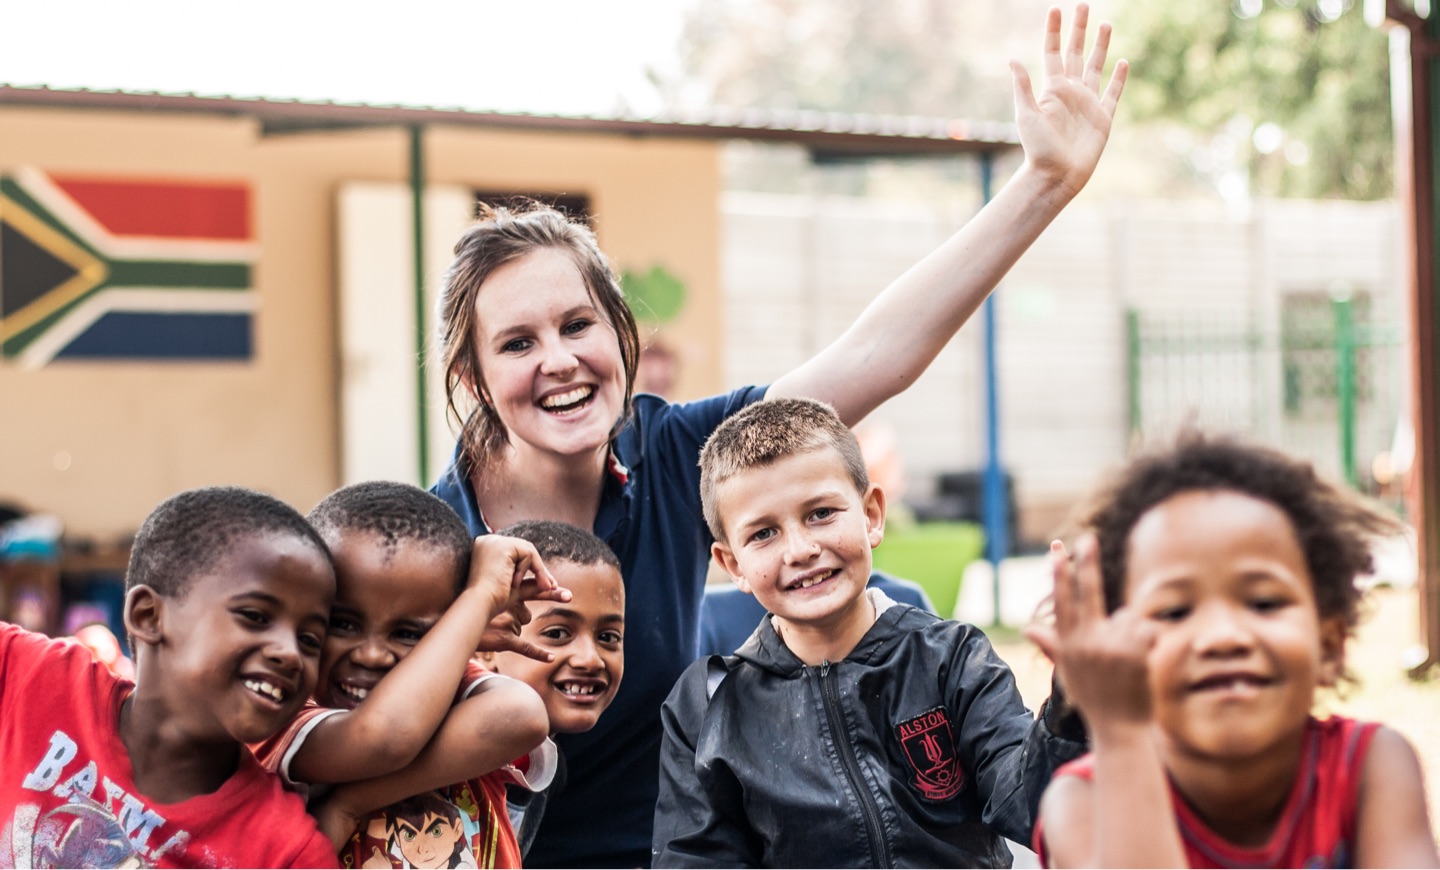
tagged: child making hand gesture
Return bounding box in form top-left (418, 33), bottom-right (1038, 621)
top-left (1028, 434), bottom-right (1439, 868)
top-left (253, 481), bottom-right (569, 868)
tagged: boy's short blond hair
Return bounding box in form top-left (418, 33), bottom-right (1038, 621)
top-left (700, 398), bottom-right (869, 541)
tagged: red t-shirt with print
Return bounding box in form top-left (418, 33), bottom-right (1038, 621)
top-left (0, 623), bottom-right (337, 868)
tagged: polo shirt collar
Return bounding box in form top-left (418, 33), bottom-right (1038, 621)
top-left (434, 439), bottom-right (634, 542)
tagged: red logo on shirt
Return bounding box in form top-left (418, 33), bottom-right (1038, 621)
top-left (895, 707), bottom-right (964, 801)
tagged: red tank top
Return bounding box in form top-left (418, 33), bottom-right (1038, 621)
top-left (1036, 716), bottom-right (1379, 869)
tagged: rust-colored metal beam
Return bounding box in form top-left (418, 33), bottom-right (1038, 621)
top-left (1383, 0), bottom-right (1440, 678)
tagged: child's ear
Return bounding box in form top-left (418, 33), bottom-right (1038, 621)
top-left (863, 483), bottom-right (886, 549)
top-left (124, 586), bottom-right (164, 648)
top-left (1317, 614), bottom-right (1346, 686)
top-left (711, 542), bottom-right (752, 595)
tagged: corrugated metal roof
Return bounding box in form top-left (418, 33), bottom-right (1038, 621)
top-left (0, 84), bottom-right (1018, 159)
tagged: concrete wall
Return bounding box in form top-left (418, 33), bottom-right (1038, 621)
top-left (719, 192), bottom-right (1403, 544)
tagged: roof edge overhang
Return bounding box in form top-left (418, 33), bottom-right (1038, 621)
top-left (0, 84), bottom-right (1019, 160)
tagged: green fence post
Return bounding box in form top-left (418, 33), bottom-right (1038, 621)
top-left (1332, 294), bottom-right (1357, 488)
top-left (1126, 309), bottom-right (1141, 441)
top-left (410, 125), bottom-right (429, 488)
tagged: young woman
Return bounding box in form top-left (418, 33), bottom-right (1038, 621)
top-left (430, 7), bottom-right (1127, 865)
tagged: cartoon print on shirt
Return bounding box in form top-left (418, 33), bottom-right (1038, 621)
top-left (359, 790), bottom-right (480, 869)
top-left (2, 729), bottom-right (190, 868)
top-left (26, 798), bottom-right (145, 869)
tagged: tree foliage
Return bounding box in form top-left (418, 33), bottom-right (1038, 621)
top-left (672, 0), bottom-right (1046, 121)
top-left (667, 0), bottom-right (1394, 201)
top-left (1115, 0), bottom-right (1393, 200)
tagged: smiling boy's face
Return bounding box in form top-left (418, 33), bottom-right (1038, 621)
top-left (314, 530), bottom-right (459, 710)
top-left (710, 447), bottom-right (884, 643)
top-left (492, 558), bottom-right (624, 734)
top-left (146, 530), bottom-right (334, 744)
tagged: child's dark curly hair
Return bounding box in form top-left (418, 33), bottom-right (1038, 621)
top-left (1080, 431), bottom-right (1402, 638)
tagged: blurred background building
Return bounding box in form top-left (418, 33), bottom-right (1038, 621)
top-left (0, 0), bottom-right (1427, 646)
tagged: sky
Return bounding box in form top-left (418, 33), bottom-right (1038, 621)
top-left (1, 0), bottom-right (696, 117)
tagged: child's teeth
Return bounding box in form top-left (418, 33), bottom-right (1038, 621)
top-left (245, 679), bottom-right (284, 702)
top-left (797, 571), bottom-right (834, 589)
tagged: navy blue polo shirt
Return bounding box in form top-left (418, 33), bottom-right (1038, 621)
top-left (433, 386), bottom-right (767, 868)
top-left (696, 570), bottom-right (936, 659)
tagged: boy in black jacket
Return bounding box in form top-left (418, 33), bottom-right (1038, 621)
top-left (652, 399), bottom-right (1085, 868)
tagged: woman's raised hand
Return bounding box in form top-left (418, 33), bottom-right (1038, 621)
top-left (1009, 4), bottom-right (1128, 201)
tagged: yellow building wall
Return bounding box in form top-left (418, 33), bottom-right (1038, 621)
top-left (0, 106), bottom-right (723, 539)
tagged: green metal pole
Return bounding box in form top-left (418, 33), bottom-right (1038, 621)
top-left (410, 125), bottom-right (430, 487)
top-left (1126, 309), bottom-right (1141, 441)
top-left (1333, 295), bottom-right (1357, 488)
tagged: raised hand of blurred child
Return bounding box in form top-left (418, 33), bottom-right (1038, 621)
top-left (1025, 535), bottom-right (1153, 734)
top-left (1024, 535), bottom-right (1184, 868)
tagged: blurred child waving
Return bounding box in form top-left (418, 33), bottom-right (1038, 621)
top-left (1029, 434), bottom-right (1439, 868)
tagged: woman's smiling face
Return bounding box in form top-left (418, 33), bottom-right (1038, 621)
top-left (472, 248), bottom-right (626, 462)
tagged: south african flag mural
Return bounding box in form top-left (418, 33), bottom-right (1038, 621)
top-left (0, 167), bottom-right (256, 367)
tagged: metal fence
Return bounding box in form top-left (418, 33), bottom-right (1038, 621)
top-left (1126, 296), bottom-right (1405, 506)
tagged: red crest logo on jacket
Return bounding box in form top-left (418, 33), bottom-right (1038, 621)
top-left (895, 707), bottom-right (965, 801)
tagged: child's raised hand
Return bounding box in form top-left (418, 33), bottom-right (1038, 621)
top-left (1024, 535), bottom-right (1154, 734)
top-left (467, 534), bottom-right (568, 608)
top-left (466, 535), bottom-right (571, 661)
top-left (1009, 4), bottom-right (1128, 201)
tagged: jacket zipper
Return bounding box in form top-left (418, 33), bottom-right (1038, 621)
top-left (818, 659), bottom-right (891, 867)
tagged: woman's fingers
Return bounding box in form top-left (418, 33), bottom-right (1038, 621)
top-left (1083, 20), bottom-right (1110, 92)
top-left (1064, 4), bottom-right (1090, 79)
top-left (1042, 6), bottom-right (1065, 79)
top-left (1010, 59), bottom-right (1039, 119)
top-left (1102, 59), bottom-right (1129, 117)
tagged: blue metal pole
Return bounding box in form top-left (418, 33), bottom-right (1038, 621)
top-left (979, 153), bottom-right (1008, 628)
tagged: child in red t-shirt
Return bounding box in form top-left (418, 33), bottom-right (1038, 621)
top-left (252, 481), bottom-right (567, 869)
top-left (1029, 434), bottom-right (1439, 868)
top-left (1, 486), bottom-right (340, 868)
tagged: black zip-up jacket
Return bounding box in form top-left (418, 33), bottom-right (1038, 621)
top-left (652, 595), bottom-right (1085, 868)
